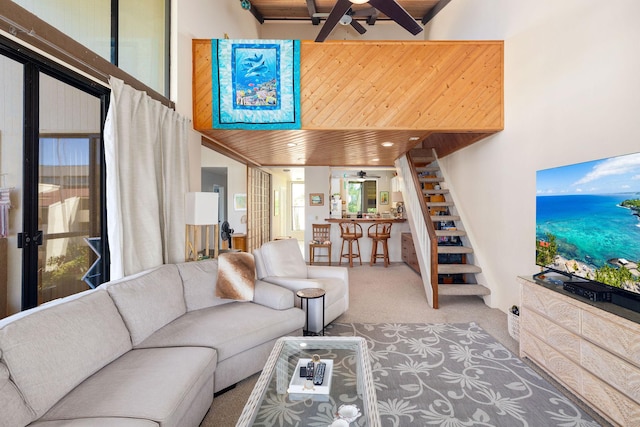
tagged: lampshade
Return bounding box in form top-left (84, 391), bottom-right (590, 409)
top-left (349, 0), bottom-right (369, 4)
top-left (185, 192), bottom-right (219, 225)
top-left (392, 191), bottom-right (404, 203)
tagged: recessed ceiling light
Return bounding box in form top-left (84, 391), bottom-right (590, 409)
top-left (287, 142), bottom-right (297, 147)
top-left (372, 158), bottom-right (380, 162)
top-left (409, 136), bottom-right (420, 141)
top-left (381, 142), bottom-right (394, 147)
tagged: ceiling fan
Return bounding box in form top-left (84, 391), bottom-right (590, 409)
top-left (345, 170), bottom-right (381, 179)
top-left (315, 0), bottom-right (423, 42)
top-left (312, 7), bottom-right (376, 36)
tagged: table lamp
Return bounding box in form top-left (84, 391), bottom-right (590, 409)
top-left (185, 192), bottom-right (219, 261)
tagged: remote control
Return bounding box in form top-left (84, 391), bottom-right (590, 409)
top-left (313, 362), bottom-right (326, 385)
top-left (306, 361), bottom-right (314, 380)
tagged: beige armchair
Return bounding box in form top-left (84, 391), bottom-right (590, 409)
top-left (253, 238), bottom-right (349, 333)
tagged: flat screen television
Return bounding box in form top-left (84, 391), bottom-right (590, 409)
top-left (535, 152), bottom-right (640, 312)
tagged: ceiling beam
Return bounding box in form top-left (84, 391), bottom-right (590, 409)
top-left (422, 0), bottom-right (451, 25)
top-left (248, 3), bottom-right (264, 24)
top-left (306, 0), bottom-right (321, 25)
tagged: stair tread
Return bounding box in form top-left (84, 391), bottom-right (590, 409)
top-left (413, 158), bottom-right (436, 165)
top-left (431, 215), bottom-right (460, 221)
top-left (438, 264), bottom-right (482, 274)
top-left (416, 166), bottom-right (440, 172)
top-left (438, 246), bottom-right (473, 254)
top-left (427, 201), bottom-right (454, 207)
top-left (435, 229), bottom-right (466, 237)
top-left (438, 284), bottom-right (491, 296)
top-left (423, 189), bottom-right (449, 194)
top-left (418, 177), bottom-right (444, 183)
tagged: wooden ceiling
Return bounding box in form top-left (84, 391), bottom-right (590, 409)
top-left (196, 2), bottom-right (503, 168)
top-left (244, 0), bottom-right (446, 26)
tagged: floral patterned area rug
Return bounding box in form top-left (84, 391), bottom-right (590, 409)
top-left (325, 322), bottom-right (601, 427)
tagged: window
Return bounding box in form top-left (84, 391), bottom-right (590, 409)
top-left (346, 180), bottom-right (377, 214)
top-left (13, 0), bottom-right (169, 95)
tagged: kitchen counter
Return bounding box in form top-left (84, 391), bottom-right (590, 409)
top-left (317, 218), bottom-right (410, 264)
top-left (324, 217), bottom-right (407, 223)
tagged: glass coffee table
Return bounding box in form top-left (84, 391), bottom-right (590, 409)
top-left (236, 336), bottom-right (380, 426)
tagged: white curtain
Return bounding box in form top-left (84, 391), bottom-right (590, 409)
top-left (104, 77), bottom-right (189, 279)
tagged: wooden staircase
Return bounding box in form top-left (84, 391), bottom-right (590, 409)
top-left (411, 149), bottom-right (490, 298)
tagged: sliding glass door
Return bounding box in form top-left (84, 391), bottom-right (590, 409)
top-left (1, 36), bottom-right (109, 313)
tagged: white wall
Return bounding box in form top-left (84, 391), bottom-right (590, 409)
top-left (304, 167), bottom-right (331, 255)
top-left (426, 0), bottom-right (640, 312)
top-left (171, 0), bottom-right (259, 199)
top-left (200, 147), bottom-right (247, 235)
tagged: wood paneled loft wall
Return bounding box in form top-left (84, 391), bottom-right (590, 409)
top-left (192, 40), bottom-right (503, 161)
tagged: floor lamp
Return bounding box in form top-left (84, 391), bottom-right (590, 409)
top-left (185, 192), bottom-right (219, 261)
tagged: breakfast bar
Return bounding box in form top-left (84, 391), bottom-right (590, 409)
top-left (323, 218), bottom-right (409, 265)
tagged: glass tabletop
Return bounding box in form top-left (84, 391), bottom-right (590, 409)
top-left (236, 336), bottom-right (379, 427)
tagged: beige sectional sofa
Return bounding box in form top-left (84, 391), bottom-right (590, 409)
top-left (0, 258), bottom-right (305, 427)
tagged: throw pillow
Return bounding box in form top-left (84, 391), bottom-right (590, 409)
top-left (216, 252), bottom-right (256, 301)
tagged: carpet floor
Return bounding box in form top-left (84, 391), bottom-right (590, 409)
top-left (201, 263), bottom-right (609, 426)
top-left (324, 322), bottom-right (600, 427)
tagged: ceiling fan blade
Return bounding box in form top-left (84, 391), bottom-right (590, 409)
top-left (367, 0), bottom-right (423, 36)
top-left (315, 0), bottom-right (353, 42)
top-left (350, 19), bottom-right (367, 35)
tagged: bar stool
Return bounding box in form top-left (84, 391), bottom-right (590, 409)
top-left (367, 222), bottom-right (392, 267)
top-left (309, 224), bottom-right (332, 265)
top-left (339, 222), bottom-right (363, 267)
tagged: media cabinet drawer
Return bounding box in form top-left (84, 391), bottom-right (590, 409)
top-left (581, 339), bottom-right (640, 403)
top-left (581, 368), bottom-right (640, 427)
top-left (522, 309), bottom-right (580, 360)
top-left (520, 329), bottom-right (582, 394)
top-left (522, 281), bottom-right (580, 334)
top-left (581, 310), bottom-right (640, 366)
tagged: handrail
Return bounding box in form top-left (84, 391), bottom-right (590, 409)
top-left (406, 152), bottom-right (439, 309)
top-left (395, 155), bottom-right (438, 308)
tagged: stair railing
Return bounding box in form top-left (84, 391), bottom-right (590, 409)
top-left (395, 154), bottom-right (440, 308)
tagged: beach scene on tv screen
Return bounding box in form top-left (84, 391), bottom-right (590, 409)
top-left (536, 152), bottom-right (640, 295)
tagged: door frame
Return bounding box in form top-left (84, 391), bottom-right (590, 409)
top-left (1, 35), bottom-right (111, 310)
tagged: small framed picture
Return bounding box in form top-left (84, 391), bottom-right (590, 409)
top-left (234, 193), bottom-right (247, 211)
top-left (380, 191), bottom-right (389, 205)
top-left (309, 193), bottom-right (324, 206)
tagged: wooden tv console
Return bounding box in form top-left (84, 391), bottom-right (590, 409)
top-left (518, 276), bottom-right (640, 426)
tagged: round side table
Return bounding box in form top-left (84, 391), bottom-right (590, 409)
top-left (296, 288), bottom-right (326, 336)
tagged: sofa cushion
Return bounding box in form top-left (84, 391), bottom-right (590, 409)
top-left (135, 303), bottom-right (305, 362)
top-left (0, 289), bottom-right (132, 419)
top-left (39, 347), bottom-right (216, 427)
top-left (216, 252), bottom-right (255, 301)
top-left (313, 277), bottom-right (348, 307)
top-left (0, 361), bottom-right (34, 427)
top-left (253, 280), bottom-right (295, 310)
top-left (176, 259), bottom-right (231, 311)
top-left (31, 418), bottom-right (159, 426)
top-left (259, 239), bottom-right (308, 278)
top-left (104, 264), bottom-right (186, 346)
